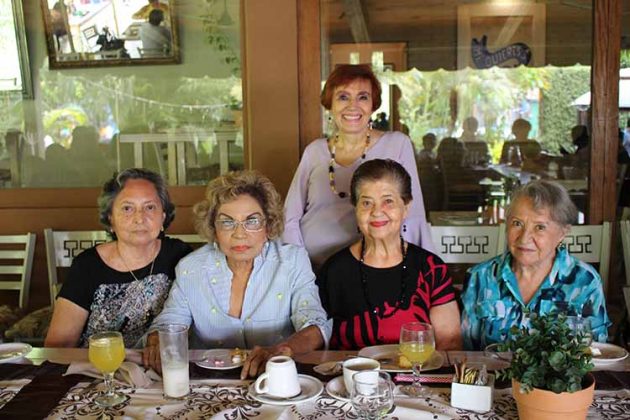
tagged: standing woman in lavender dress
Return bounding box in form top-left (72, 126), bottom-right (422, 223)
top-left (283, 64), bottom-right (433, 268)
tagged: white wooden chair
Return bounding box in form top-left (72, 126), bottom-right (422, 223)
top-left (0, 233), bottom-right (36, 310)
top-left (563, 222), bottom-right (611, 295)
top-left (45, 229), bottom-right (205, 306)
top-left (45, 229), bottom-right (109, 307)
top-left (429, 224), bottom-right (506, 264)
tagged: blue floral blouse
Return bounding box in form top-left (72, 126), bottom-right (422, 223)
top-left (461, 246), bottom-right (610, 350)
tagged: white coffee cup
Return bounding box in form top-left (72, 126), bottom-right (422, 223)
top-left (254, 355), bottom-right (301, 398)
top-left (343, 357), bottom-right (380, 394)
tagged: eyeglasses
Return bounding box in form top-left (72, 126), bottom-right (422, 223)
top-left (215, 217), bottom-right (265, 232)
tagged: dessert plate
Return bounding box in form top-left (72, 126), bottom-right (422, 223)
top-left (357, 344), bottom-right (444, 373)
top-left (195, 349), bottom-right (244, 370)
top-left (590, 342), bottom-right (629, 365)
top-left (0, 343), bottom-right (32, 363)
top-left (248, 374), bottom-right (323, 405)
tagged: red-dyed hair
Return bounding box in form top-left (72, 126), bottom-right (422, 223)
top-left (320, 64), bottom-right (382, 111)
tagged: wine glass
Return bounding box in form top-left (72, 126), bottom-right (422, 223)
top-left (351, 371), bottom-right (394, 420)
top-left (566, 316), bottom-right (593, 346)
top-left (88, 331), bottom-right (128, 407)
top-left (399, 322), bottom-right (435, 397)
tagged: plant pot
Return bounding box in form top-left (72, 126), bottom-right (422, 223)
top-left (512, 373), bottom-right (595, 420)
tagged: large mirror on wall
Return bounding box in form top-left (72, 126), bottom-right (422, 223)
top-left (40, 0), bottom-right (180, 68)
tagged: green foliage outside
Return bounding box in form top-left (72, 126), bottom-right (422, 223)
top-left (378, 65), bottom-right (593, 161)
top-left (202, 0), bottom-right (241, 76)
top-left (39, 71), bottom-right (241, 142)
top-left (497, 312), bottom-right (593, 394)
top-left (539, 66), bottom-right (591, 154)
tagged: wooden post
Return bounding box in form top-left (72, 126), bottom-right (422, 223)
top-left (589, 0), bottom-right (621, 225)
top-left (297, 0), bottom-right (323, 154)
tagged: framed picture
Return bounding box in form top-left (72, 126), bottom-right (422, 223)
top-left (457, 3), bottom-right (545, 69)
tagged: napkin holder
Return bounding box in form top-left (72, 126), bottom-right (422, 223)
top-left (450, 373), bottom-right (494, 413)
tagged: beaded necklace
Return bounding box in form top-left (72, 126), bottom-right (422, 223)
top-left (327, 127), bottom-right (371, 198)
top-left (359, 236), bottom-right (408, 314)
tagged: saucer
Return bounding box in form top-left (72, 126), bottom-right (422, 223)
top-left (195, 349), bottom-right (244, 370)
top-left (325, 376), bottom-right (350, 402)
top-left (0, 343), bottom-right (32, 363)
top-left (248, 374), bottom-right (323, 405)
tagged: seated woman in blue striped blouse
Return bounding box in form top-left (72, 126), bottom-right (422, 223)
top-left (143, 171), bottom-right (331, 378)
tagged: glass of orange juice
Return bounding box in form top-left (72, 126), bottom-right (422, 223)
top-left (399, 322), bottom-right (435, 397)
top-left (88, 331), bottom-right (128, 407)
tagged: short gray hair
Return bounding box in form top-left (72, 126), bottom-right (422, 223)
top-left (507, 179), bottom-right (578, 226)
top-left (98, 168), bottom-right (175, 239)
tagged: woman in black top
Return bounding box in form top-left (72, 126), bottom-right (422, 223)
top-left (45, 168), bottom-right (192, 348)
top-left (318, 159), bottom-right (462, 350)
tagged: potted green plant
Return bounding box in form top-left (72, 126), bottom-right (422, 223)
top-left (497, 312), bottom-right (595, 420)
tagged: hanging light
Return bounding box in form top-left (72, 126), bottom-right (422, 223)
top-left (217, 0), bottom-right (233, 26)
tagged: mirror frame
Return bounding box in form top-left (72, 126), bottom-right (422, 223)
top-left (40, 0), bottom-right (181, 69)
top-left (8, 0), bottom-right (33, 98)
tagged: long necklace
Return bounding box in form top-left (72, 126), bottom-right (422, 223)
top-left (328, 127), bottom-right (372, 198)
top-left (117, 243), bottom-right (158, 281)
top-left (359, 236), bottom-right (408, 314)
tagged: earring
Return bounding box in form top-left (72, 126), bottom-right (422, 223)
top-left (357, 226), bottom-right (361, 233)
top-left (402, 224), bottom-right (407, 233)
top-left (161, 226), bottom-right (164, 232)
top-left (327, 115), bottom-right (336, 135)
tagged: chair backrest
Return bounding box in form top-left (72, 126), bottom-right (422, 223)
top-left (429, 224), bottom-right (506, 264)
top-left (0, 233), bottom-right (36, 309)
top-left (44, 229), bottom-right (108, 306)
top-left (44, 229), bottom-right (206, 305)
top-left (563, 222), bottom-right (611, 294)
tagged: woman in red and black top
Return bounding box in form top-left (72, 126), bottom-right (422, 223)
top-left (317, 159), bottom-right (462, 350)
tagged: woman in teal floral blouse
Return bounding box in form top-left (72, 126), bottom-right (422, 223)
top-left (461, 180), bottom-right (610, 350)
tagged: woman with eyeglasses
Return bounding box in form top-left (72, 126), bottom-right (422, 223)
top-left (143, 171), bottom-right (330, 379)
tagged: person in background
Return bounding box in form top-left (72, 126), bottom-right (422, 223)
top-left (143, 171), bottom-right (330, 379)
top-left (283, 64), bottom-right (433, 269)
top-left (461, 180), bottom-right (610, 350)
top-left (318, 159), bottom-right (461, 350)
top-left (140, 9), bottom-right (172, 56)
top-left (460, 116), bottom-right (480, 142)
top-left (500, 118), bottom-right (541, 164)
top-left (372, 112), bottom-right (389, 131)
top-left (417, 132), bottom-right (437, 163)
top-left (133, 0), bottom-right (169, 21)
top-left (45, 168), bottom-right (192, 348)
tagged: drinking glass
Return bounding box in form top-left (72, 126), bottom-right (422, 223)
top-left (566, 316), bottom-right (593, 346)
top-left (351, 371), bottom-right (394, 420)
top-left (399, 322), bottom-right (435, 397)
top-left (88, 331), bottom-right (128, 407)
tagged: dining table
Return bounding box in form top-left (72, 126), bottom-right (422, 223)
top-left (0, 347), bottom-right (629, 419)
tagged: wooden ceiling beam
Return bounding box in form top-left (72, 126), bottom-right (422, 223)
top-left (342, 0), bottom-right (370, 43)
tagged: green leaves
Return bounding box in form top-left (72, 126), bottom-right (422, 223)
top-left (497, 312), bottom-right (594, 394)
